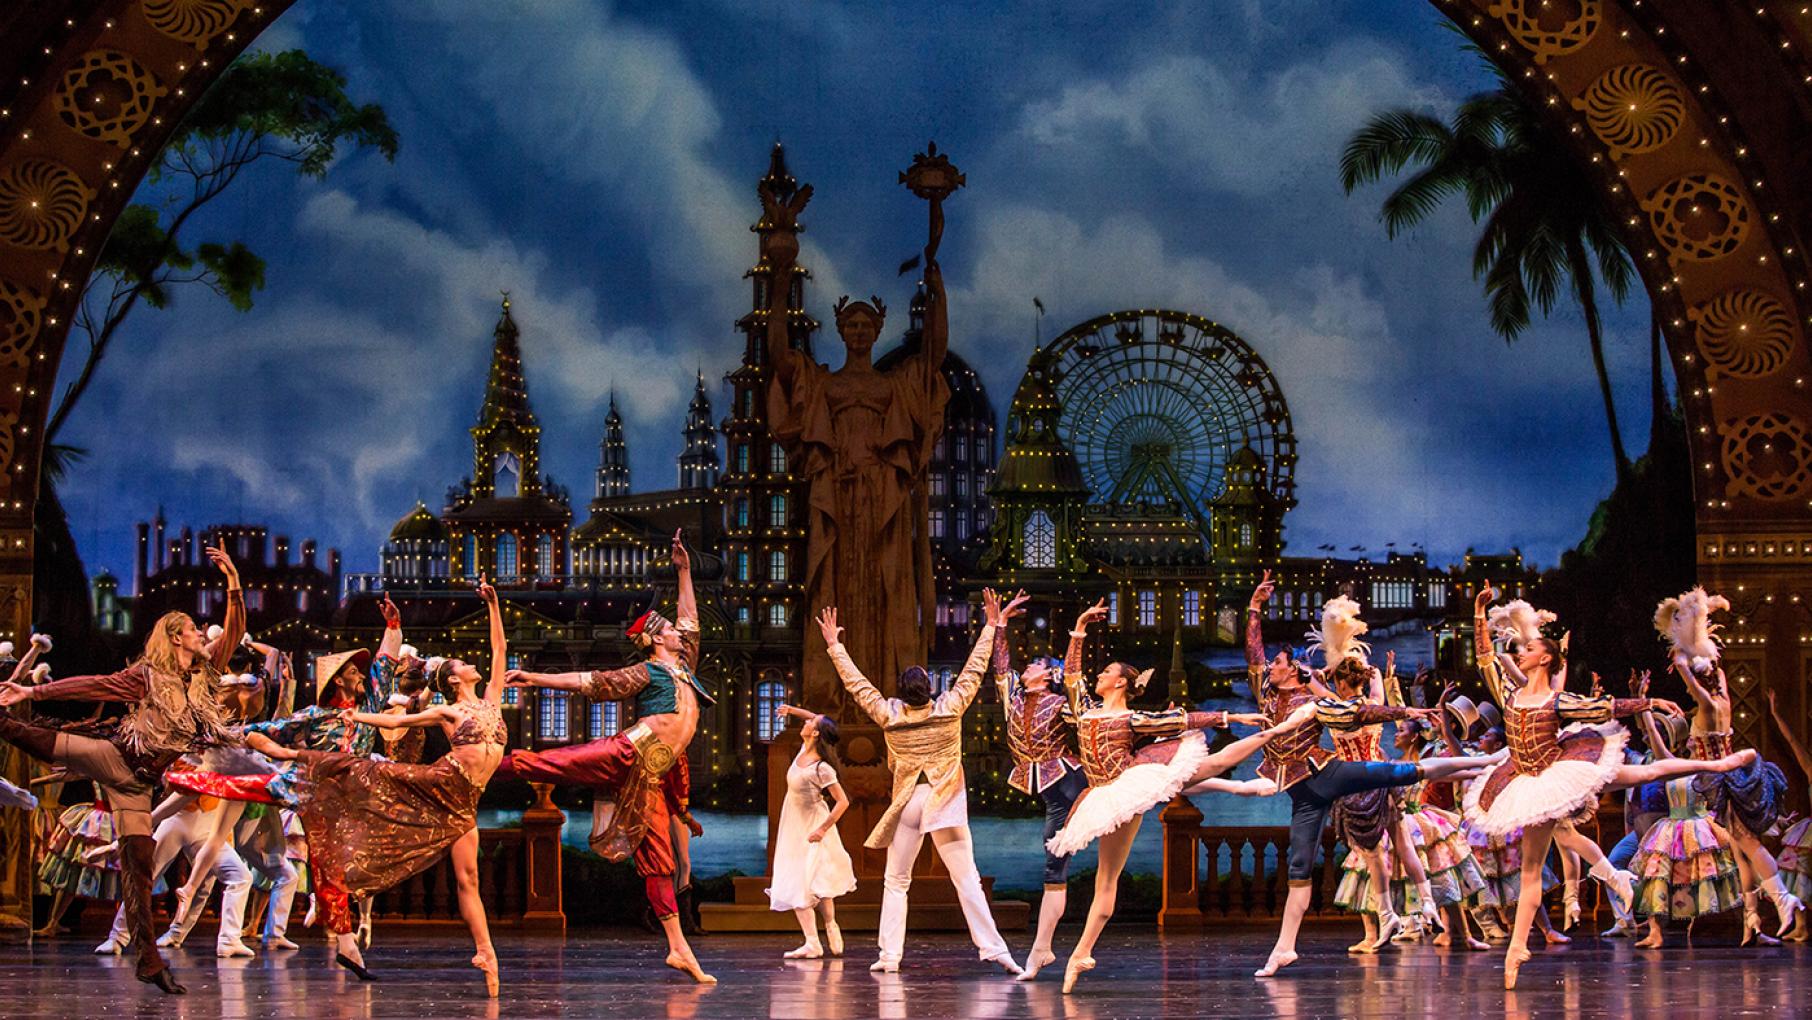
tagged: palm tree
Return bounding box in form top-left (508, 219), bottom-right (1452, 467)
top-left (1340, 85), bottom-right (1636, 479)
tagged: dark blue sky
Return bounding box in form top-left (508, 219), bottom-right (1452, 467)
top-left (58, 0), bottom-right (1660, 585)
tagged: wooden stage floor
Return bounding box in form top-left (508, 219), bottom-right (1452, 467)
top-left (3, 927), bottom-right (1805, 1018)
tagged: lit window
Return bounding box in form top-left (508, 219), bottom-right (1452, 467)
top-left (1108, 591), bottom-right (1120, 625)
top-left (737, 606), bottom-right (751, 624)
top-left (1184, 590), bottom-right (1200, 627)
top-left (537, 688), bottom-right (569, 741)
top-left (974, 437), bottom-right (989, 466)
top-left (496, 534), bottom-right (519, 579)
top-left (494, 451), bottom-right (521, 498)
top-left (953, 439), bottom-right (967, 463)
top-left (734, 444), bottom-right (749, 473)
top-left (735, 498), bottom-right (750, 528)
top-left (930, 473), bottom-right (946, 497)
top-left (769, 550), bottom-right (787, 582)
top-left (1138, 590), bottom-right (1156, 627)
top-left (755, 680), bottom-right (786, 742)
top-left (769, 444), bottom-right (788, 475)
top-left (955, 514), bottom-right (970, 541)
top-left (1429, 583), bottom-right (1447, 609)
top-left (735, 552), bottom-right (750, 581)
top-left (503, 653), bottom-right (521, 706)
top-left (464, 535), bottom-right (478, 577)
top-left (929, 509), bottom-right (945, 538)
top-left (1024, 510), bottom-right (1056, 568)
top-left (537, 534), bottom-right (555, 577)
top-left (769, 493), bottom-right (787, 526)
top-left (954, 473), bottom-right (968, 500)
top-left (589, 700), bottom-right (619, 738)
top-left (1239, 522), bottom-right (1254, 548)
top-left (768, 603), bottom-right (788, 627)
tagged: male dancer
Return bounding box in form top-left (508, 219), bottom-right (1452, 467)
top-left (1199, 571), bottom-right (1499, 977)
top-left (990, 589), bottom-right (1088, 981)
top-left (815, 591), bottom-right (1022, 976)
top-left (0, 541), bottom-right (243, 994)
top-left (499, 530), bottom-right (715, 984)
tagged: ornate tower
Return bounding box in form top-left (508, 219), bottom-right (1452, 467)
top-left (442, 295), bottom-right (572, 583)
top-left (983, 352), bottom-right (1092, 576)
top-left (678, 370), bottom-right (721, 489)
top-left (597, 391), bottom-right (631, 499)
top-left (720, 144), bottom-right (815, 636)
top-left (1209, 445), bottom-right (1283, 565)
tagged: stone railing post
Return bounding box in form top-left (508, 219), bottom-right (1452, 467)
top-left (520, 782), bottom-right (566, 931)
top-left (1159, 795), bottom-right (1205, 928)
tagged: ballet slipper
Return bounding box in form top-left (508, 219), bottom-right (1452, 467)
top-left (1060, 955), bottom-right (1094, 994)
top-left (1464, 935), bottom-right (1491, 951)
top-left (1788, 907), bottom-right (1812, 943)
top-left (666, 950), bottom-right (717, 984)
top-left (1254, 949), bottom-right (1297, 978)
top-left (267, 935), bottom-right (300, 950)
top-left (824, 921), bottom-right (844, 957)
top-left (216, 939), bottom-right (256, 958)
top-left (1538, 926), bottom-right (1570, 946)
top-left (988, 953), bottom-right (1024, 977)
top-left (783, 940), bottom-right (824, 960)
top-left (1503, 945), bottom-right (1531, 990)
top-left (1017, 947), bottom-right (1057, 981)
top-left (473, 949), bottom-right (500, 997)
top-left (869, 957), bottom-right (899, 973)
top-left (94, 934), bottom-right (128, 955)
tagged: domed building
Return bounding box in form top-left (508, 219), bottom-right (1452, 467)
top-left (381, 502), bottom-right (450, 587)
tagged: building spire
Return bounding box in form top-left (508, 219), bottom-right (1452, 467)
top-left (679, 369), bottom-right (721, 489)
top-left (598, 387), bottom-right (630, 499)
top-left (477, 293), bottom-right (537, 430)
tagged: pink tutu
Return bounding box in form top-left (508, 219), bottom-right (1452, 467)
top-left (1463, 722), bottom-right (1627, 837)
top-left (1048, 732), bottom-right (1209, 857)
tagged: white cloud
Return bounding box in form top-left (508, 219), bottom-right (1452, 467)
top-left (1018, 43), bottom-right (1451, 198)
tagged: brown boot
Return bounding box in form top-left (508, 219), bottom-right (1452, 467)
top-left (120, 835), bottom-right (184, 995)
top-left (0, 715), bottom-right (60, 763)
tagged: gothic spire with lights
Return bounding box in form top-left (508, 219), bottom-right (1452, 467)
top-left (679, 370), bottom-right (721, 489)
top-left (598, 389), bottom-right (631, 498)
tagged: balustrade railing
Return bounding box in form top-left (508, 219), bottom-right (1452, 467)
top-left (367, 784), bottom-right (566, 931)
top-left (1159, 797), bottom-right (1339, 925)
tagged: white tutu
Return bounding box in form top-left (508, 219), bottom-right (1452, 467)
top-left (1047, 732), bottom-right (1209, 857)
top-left (1463, 722), bottom-right (1626, 838)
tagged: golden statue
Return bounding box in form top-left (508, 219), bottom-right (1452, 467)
top-left (761, 145), bottom-right (963, 719)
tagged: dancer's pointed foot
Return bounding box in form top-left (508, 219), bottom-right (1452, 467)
top-left (1503, 946), bottom-right (1531, 990)
top-left (1464, 935), bottom-right (1490, 951)
top-left (869, 957), bottom-right (899, 973)
top-left (988, 953), bottom-right (1024, 977)
top-left (335, 953), bottom-right (378, 981)
top-left (1017, 947), bottom-right (1057, 981)
top-left (138, 969), bottom-right (186, 995)
top-left (93, 934), bottom-right (127, 955)
top-left (473, 950), bottom-right (500, 997)
top-left (1060, 955), bottom-right (1094, 994)
top-left (783, 941), bottom-right (823, 960)
top-left (1348, 935), bottom-right (1377, 954)
top-left (1538, 927), bottom-right (1570, 946)
top-left (666, 950), bottom-right (716, 984)
top-left (216, 939), bottom-right (256, 958)
top-left (266, 936), bottom-right (300, 951)
top-left (824, 921), bottom-right (844, 956)
top-left (31, 923), bottom-right (61, 939)
top-left (1254, 949), bottom-right (1297, 978)
top-left (1635, 928), bottom-right (1664, 949)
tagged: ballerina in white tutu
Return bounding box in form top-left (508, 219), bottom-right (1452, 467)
top-left (1047, 599), bottom-right (1277, 993)
top-left (768, 703), bottom-right (857, 959)
top-left (1466, 583), bottom-right (1760, 988)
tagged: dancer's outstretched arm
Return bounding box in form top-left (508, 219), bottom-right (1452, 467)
top-left (672, 530), bottom-right (700, 670)
top-left (376, 594), bottom-right (404, 662)
top-left (1766, 689), bottom-right (1812, 781)
top-left (478, 577), bottom-right (505, 704)
top-left (346, 706), bottom-right (457, 731)
top-left (942, 592), bottom-right (1000, 715)
top-left (820, 608), bottom-right (890, 727)
top-left (1670, 658), bottom-right (1719, 715)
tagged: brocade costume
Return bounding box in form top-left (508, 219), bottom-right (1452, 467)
top-left (494, 617), bottom-right (711, 920)
top-left (993, 627), bottom-right (1089, 887)
top-left (1045, 698), bottom-right (1229, 857)
top-left (296, 698), bottom-right (508, 934)
top-left (1687, 728), bottom-right (1788, 837)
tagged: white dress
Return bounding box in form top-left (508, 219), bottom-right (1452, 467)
top-left (767, 754), bottom-right (858, 911)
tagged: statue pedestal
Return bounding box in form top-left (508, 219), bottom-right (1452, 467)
top-left (697, 733), bottom-right (1029, 933)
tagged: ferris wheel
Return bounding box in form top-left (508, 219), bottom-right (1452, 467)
top-left (1040, 309), bottom-right (1297, 515)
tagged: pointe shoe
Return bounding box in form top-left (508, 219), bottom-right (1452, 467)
top-left (666, 950), bottom-right (717, 984)
top-left (138, 969), bottom-right (186, 995)
top-left (93, 935), bottom-right (128, 955)
top-left (1503, 946), bottom-right (1531, 990)
top-left (1061, 956), bottom-right (1094, 994)
top-left (336, 952), bottom-right (378, 981)
top-left (783, 940), bottom-right (824, 959)
top-left (155, 929), bottom-right (183, 949)
top-left (473, 951), bottom-right (500, 998)
top-left (824, 921), bottom-right (844, 957)
top-left (1017, 947), bottom-right (1057, 981)
top-left (1601, 918), bottom-right (1634, 938)
top-left (216, 939), bottom-right (256, 958)
top-left (1562, 891), bottom-right (1581, 931)
top-left (1538, 926), bottom-right (1570, 945)
top-left (266, 935), bottom-right (300, 950)
top-left (1253, 949), bottom-right (1297, 978)
top-left (1465, 935), bottom-right (1491, 951)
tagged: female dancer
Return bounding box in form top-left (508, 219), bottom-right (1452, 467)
top-left (0, 541), bottom-right (243, 995)
top-left (1625, 672), bottom-right (1742, 948)
top-left (1456, 723), bottom-right (1561, 943)
top-left (1046, 599), bottom-right (1278, 993)
top-left (1766, 688), bottom-right (1812, 940)
top-left (1655, 588), bottom-right (1804, 939)
top-left (36, 792), bottom-right (118, 939)
top-left (245, 576), bottom-right (508, 995)
top-left (769, 703), bottom-right (856, 959)
top-left (1394, 713), bottom-right (1491, 949)
top-left (1465, 583), bottom-right (1758, 988)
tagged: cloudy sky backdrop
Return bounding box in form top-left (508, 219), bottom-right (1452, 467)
top-left (59, 0), bottom-right (1661, 583)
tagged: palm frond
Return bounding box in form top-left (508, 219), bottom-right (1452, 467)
top-left (1339, 110), bottom-right (1454, 193)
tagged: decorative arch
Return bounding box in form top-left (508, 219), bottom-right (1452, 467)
top-left (3, 0), bottom-right (1812, 924)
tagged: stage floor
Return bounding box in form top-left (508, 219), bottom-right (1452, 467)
top-left (3, 927), bottom-right (1805, 1018)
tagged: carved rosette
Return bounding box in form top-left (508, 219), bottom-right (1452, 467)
top-left (54, 50), bottom-right (169, 148)
top-left (1641, 174), bottom-right (1752, 263)
top-left (0, 281), bottom-right (46, 369)
top-left (1721, 413), bottom-right (1812, 501)
top-left (1689, 290), bottom-right (1795, 379)
top-left (1572, 64), bottom-right (1684, 160)
top-left (0, 160), bottom-right (93, 253)
top-left (143, 0), bottom-right (258, 50)
top-left (1488, 0), bottom-right (1602, 64)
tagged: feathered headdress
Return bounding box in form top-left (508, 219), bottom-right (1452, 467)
top-left (1132, 667), bottom-right (1156, 694)
top-left (1486, 600), bottom-right (1556, 651)
top-left (1653, 587), bottom-right (1730, 674)
top-left (1305, 596), bottom-right (1371, 669)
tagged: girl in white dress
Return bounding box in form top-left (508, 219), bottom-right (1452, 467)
top-left (770, 704), bottom-right (857, 958)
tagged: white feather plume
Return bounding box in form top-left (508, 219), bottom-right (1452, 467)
top-left (29, 663), bottom-right (50, 683)
top-left (1486, 600), bottom-right (1555, 650)
top-left (29, 632), bottom-right (51, 652)
top-left (1306, 596), bottom-right (1371, 669)
top-left (0, 641), bottom-right (15, 658)
top-left (206, 624), bottom-right (224, 642)
top-left (1654, 587), bottom-right (1730, 674)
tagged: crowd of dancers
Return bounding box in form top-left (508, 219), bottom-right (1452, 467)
top-left (1, 532), bottom-right (1808, 998)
